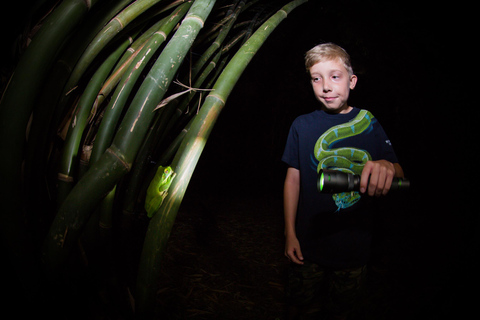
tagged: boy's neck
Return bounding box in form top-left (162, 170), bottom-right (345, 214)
top-left (322, 105), bottom-right (353, 115)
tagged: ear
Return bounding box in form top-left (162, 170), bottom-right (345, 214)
top-left (349, 74), bottom-right (358, 90)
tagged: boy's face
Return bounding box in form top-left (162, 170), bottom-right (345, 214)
top-left (309, 59), bottom-right (357, 114)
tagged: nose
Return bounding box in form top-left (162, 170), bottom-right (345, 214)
top-left (322, 79), bottom-right (332, 92)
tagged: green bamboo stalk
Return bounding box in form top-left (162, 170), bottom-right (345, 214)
top-left (90, 2), bottom-right (194, 218)
top-left (0, 0), bottom-right (103, 304)
top-left (191, 0), bottom-right (254, 45)
top-left (90, 1), bottom-right (193, 165)
top-left (122, 5), bottom-right (237, 191)
top-left (84, 16), bottom-right (174, 234)
top-left (92, 16), bottom-right (169, 111)
top-left (90, 3), bottom-right (189, 111)
top-left (121, 15), bottom-right (224, 216)
top-left (59, 0), bottom-right (166, 109)
top-left (158, 48), bottom-right (221, 141)
top-left (0, 0), bottom-right (102, 205)
top-left (42, 0), bottom-right (216, 276)
top-left (23, 0), bottom-right (135, 199)
top-left (169, 31), bottom-right (244, 139)
top-left (56, 34), bottom-right (136, 208)
top-left (157, 2), bottom-right (257, 140)
top-left (190, 0), bottom-right (244, 79)
top-left (135, 0), bottom-right (308, 315)
top-left (137, 114), bottom-right (194, 205)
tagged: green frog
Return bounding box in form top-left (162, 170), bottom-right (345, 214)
top-left (145, 166), bottom-right (176, 218)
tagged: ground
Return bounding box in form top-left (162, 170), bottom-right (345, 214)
top-left (155, 193), bottom-right (287, 319)
top-left (150, 191), bottom-right (448, 320)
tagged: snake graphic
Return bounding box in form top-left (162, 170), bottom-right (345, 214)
top-left (313, 109), bottom-right (374, 210)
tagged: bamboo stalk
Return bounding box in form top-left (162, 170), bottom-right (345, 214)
top-left (121, 6), bottom-right (225, 215)
top-left (42, 0), bottom-right (216, 277)
top-left (87, 1), bottom-right (189, 113)
top-left (91, 16), bottom-right (168, 111)
top-left (56, 34), bottom-right (136, 208)
top-left (0, 0), bottom-right (103, 304)
top-left (0, 0), bottom-right (102, 205)
top-left (23, 0), bottom-right (135, 202)
top-left (84, 7), bottom-right (190, 247)
top-left (90, 1), bottom-right (193, 165)
top-left (190, 0), bottom-right (244, 80)
top-left (135, 0), bottom-right (308, 316)
top-left (58, 0), bottom-right (166, 111)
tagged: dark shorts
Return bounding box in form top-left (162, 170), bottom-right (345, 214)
top-left (286, 261), bottom-right (366, 319)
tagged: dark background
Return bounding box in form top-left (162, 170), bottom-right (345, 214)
top-left (195, 0), bottom-right (475, 245)
top-left (190, 0), bottom-right (478, 317)
top-left (1, 0), bottom-right (477, 318)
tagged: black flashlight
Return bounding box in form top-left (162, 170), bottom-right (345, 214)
top-left (317, 169), bottom-right (410, 193)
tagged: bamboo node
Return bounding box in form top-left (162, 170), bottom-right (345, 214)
top-left (155, 31), bottom-right (167, 40)
top-left (207, 93), bottom-right (226, 106)
top-left (58, 173), bottom-right (74, 182)
top-left (113, 17), bottom-right (124, 29)
top-left (184, 15), bottom-right (205, 28)
top-left (106, 147), bottom-right (132, 171)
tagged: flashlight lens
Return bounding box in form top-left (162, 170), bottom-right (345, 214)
top-left (319, 172), bottom-right (324, 192)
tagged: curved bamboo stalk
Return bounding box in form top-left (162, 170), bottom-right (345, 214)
top-left (90, 1), bottom-right (193, 165)
top-left (23, 0), bottom-right (135, 199)
top-left (87, 1), bottom-right (189, 114)
top-left (42, 0), bottom-right (216, 277)
top-left (84, 10), bottom-right (185, 237)
top-left (59, 0), bottom-right (166, 110)
top-left (0, 0), bottom-right (102, 204)
top-left (135, 0), bottom-right (308, 315)
top-left (120, 29), bottom-right (222, 216)
top-left (56, 35), bottom-right (136, 208)
top-left (0, 0), bottom-right (102, 303)
top-left (190, 0), bottom-right (244, 79)
top-left (91, 16), bottom-right (169, 112)
top-left (135, 0), bottom-right (258, 151)
top-left (156, 49), bottom-right (221, 144)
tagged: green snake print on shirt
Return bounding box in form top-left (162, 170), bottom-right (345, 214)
top-left (314, 109), bottom-right (374, 210)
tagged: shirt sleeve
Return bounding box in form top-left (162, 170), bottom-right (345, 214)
top-left (375, 122), bottom-right (399, 163)
top-left (282, 121), bottom-right (300, 169)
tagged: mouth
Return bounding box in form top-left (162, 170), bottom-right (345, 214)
top-left (322, 96), bottom-right (337, 102)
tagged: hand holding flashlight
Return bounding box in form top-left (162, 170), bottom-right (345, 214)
top-left (317, 169), bottom-right (409, 194)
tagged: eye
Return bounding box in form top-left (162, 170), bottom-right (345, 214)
top-left (312, 77), bottom-right (321, 83)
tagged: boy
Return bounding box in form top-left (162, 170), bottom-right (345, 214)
top-left (282, 43), bottom-right (404, 319)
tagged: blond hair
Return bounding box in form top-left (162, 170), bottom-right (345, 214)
top-left (305, 43), bottom-right (353, 75)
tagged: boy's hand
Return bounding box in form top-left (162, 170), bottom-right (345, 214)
top-left (360, 160), bottom-right (395, 196)
top-left (285, 234), bottom-right (304, 265)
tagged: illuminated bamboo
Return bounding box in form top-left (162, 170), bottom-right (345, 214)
top-left (136, 0), bottom-right (308, 315)
top-left (42, 0), bottom-right (216, 275)
top-left (56, 35), bottom-right (135, 207)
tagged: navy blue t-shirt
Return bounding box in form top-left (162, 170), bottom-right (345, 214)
top-left (282, 107), bottom-right (398, 268)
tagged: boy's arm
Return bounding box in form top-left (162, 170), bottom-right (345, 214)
top-left (283, 167), bottom-right (304, 265)
top-left (360, 160), bottom-right (404, 196)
